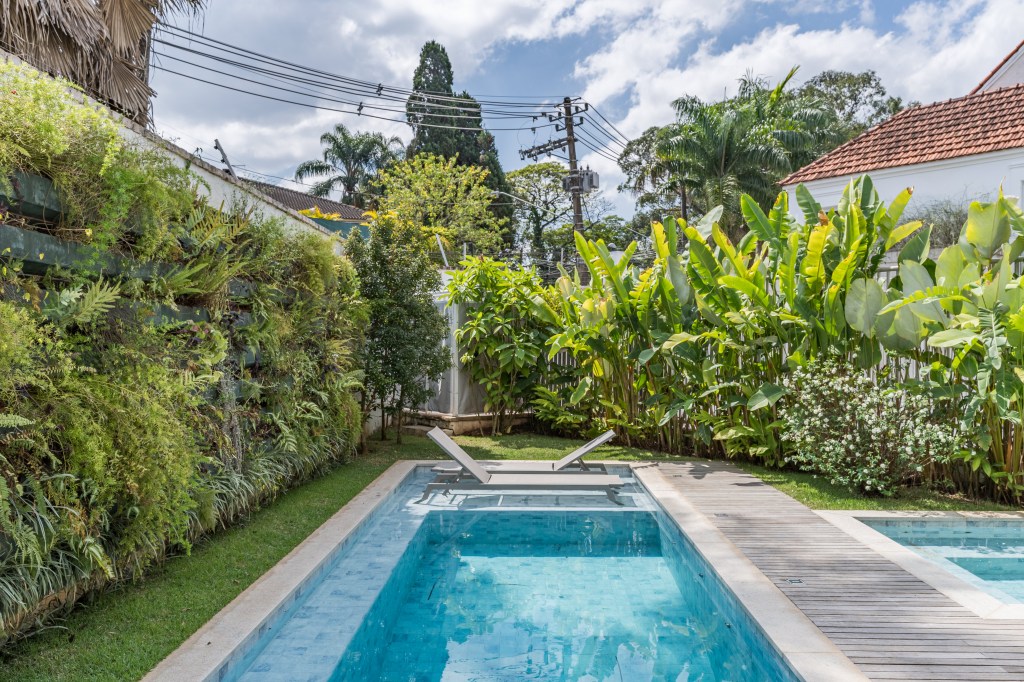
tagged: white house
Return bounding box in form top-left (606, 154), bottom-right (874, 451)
top-left (974, 38), bottom-right (1024, 93)
top-left (781, 40), bottom-right (1024, 215)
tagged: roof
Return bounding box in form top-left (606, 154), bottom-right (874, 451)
top-left (781, 83), bottom-right (1024, 185)
top-left (971, 38), bottom-right (1024, 94)
top-left (244, 179), bottom-right (367, 221)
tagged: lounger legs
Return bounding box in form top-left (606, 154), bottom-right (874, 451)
top-left (606, 488), bottom-right (624, 505)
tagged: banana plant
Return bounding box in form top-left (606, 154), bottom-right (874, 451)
top-left (874, 190), bottom-right (1024, 496)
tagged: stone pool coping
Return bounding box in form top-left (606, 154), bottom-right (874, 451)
top-left (146, 461), bottom-right (867, 682)
top-left (817, 510), bottom-right (1024, 620)
top-left (143, 460), bottom-right (422, 682)
top-left (633, 466), bottom-right (868, 682)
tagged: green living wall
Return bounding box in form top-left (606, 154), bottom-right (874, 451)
top-left (0, 62), bottom-right (364, 642)
top-left (450, 180), bottom-right (1024, 503)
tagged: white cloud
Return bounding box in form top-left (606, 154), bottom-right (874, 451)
top-left (573, 0), bottom-right (1024, 215)
top-left (152, 0), bottom-right (1024, 218)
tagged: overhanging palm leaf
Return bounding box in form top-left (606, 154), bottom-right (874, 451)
top-left (0, 0), bottom-right (204, 123)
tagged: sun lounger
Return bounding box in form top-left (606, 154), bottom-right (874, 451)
top-left (420, 427), bottom-right (624, 504)
top-left (428, 428), bottom-right (614, 475)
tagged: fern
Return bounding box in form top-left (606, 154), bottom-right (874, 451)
top-left (71, 278), bottom-right (120, 326)
top-left (0, 413), bottom-right (33, 429)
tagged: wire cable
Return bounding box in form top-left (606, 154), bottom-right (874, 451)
top-left (158, 23), bottom-right (574, 109)
top-left (151, 65), bottom-right (565, 133)
top-left (584, 102), bottom-right (631, 145)
top-left (153, 37), bottom-right (548, 119)
top-left (151, 49), bottom-right (550, 126)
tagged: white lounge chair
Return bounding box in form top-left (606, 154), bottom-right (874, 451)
top-left (420, 427), bottom-right (624, 504)
top-left (429, 428), bottom-right (615, 475)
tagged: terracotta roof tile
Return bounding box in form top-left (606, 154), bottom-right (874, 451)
top-left (244, 180), bottom-right (367, 221)
top-left (782, 83), bottom-right (1024, 185)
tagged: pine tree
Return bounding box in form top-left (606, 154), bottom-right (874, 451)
top-left (405, 41), bottom-right (514, 246)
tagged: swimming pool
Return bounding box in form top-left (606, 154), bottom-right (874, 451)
top-left (221, 467), bottom-right (800, 681)
top-left (863, 518), bottom-right (1024, 605)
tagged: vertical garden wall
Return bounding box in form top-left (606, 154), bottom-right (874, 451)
top-left (0, 61), bottom-right (364, 643)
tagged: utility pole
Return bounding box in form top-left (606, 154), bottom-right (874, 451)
top-left (214, 138), bottom-right (238, 180)
top-left (518, 97), bottom-right (591, 235)
top-left (562, 97), bottom-right (583, 234)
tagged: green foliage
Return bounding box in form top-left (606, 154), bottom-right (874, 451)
top-left (447, 257), bottom-right (555, 433)
top-left (659, 68), bottom-right (843, 238)
top-left (0, 61), bottom-right (197, 254)
top-left (456, 175), bottom-right (1024, 504)
top-left (796, 70), bottom-right (909, 138)
top-left (781, 359), bottom-right (960, 496)
top-left (347, 212), bottom-right (449, 441)
top-left (376, 154), bottom-right (508, 252)
top-left (0, 62), bottom-right (365, 645)
top-left (405, 41), bottom-right (514, 240)
top-left (293, 123), bottom-right (403, 207)
top-left (507, 163), bottom-right (573, 250)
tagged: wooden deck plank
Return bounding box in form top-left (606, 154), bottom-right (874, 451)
top-left (655, 462), bottom-right (1024, 682)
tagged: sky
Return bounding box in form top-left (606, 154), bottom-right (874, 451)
top-left (149, 0), bottom-right (1024, 218)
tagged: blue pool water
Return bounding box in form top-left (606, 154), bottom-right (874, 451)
top-left (864, 519), bottom-right (1024, 604)
top-left (227, 469), bottom-right (798, 681)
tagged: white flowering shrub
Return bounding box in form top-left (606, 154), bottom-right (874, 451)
top-left (780, 359), bottom-right (959, 496)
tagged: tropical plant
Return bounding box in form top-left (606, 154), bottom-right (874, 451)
top-left (293, 123), bottom-right (404, 207)
top-left (0, 60), bottom-right (367, 645)
top-left (447, 258), bottom-right (555, 433)
top-left (627, 68), bottom-right (844, 235)
top-left (0, 0), bottom-right (203, 123)
top-left (0, 60), bottom-right (198, 253)
top-left (617, 126), bottom-right (692, 219)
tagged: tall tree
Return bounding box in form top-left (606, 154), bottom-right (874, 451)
top-left (0, 0), bottom-right (203, 123)
top-left (507, 163), bottom-right (573, 250)
top-left (406, 41), bottom-right (459, 158)
top-left (345, 212), bottom-right (449, 444)
top-left (405, 41), bottom-right (514, 244)
top-left (617, 126), bottom-right (691, 219)
top-left (653, 68), bottom-right (840, 236)
top-left (797, 70), bottom-right (910, 138)
top-left (294, 124), bottom-right (403, 207)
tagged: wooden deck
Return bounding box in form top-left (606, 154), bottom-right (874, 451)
top-left (656, 461), bottom-right (1024, 682)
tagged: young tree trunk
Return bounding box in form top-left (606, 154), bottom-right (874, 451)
top-left (358, 391), bottom-right (368, 454)
top-left (396, 387), bottom-right (404, 445)
top-left (380, 394), bottom-right (387, 441)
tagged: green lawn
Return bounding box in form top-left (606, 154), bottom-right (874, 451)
top-left (1, 432), bottom-right (1015, 681)
top-left (735, 461), bottom-right (1017, 512)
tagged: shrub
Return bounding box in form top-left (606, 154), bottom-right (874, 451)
top-left (780, 359), bottom-right (960, 495)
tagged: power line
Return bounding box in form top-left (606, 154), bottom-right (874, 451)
top-left (572, 128), bottom-right (621, 164)
top-left (152, 49), bottom-right (552, 126)
top-left (153, 37), bottom-right (549, 120)
top-left (579, 117), bottom-right (628, 152)
top-left (151, 65), bottom-right (564, 133)
top-left (584, 102), bottom-right (631, 145)
top-left (158, 23), bottom-right (572, 110)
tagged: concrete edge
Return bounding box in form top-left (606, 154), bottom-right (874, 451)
top-left (143, 460), bottom-right (430, 682)
top-left (632, 465), bottom-right (869, 682)
top-left (817, 510), bottom-right (1024, 620)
